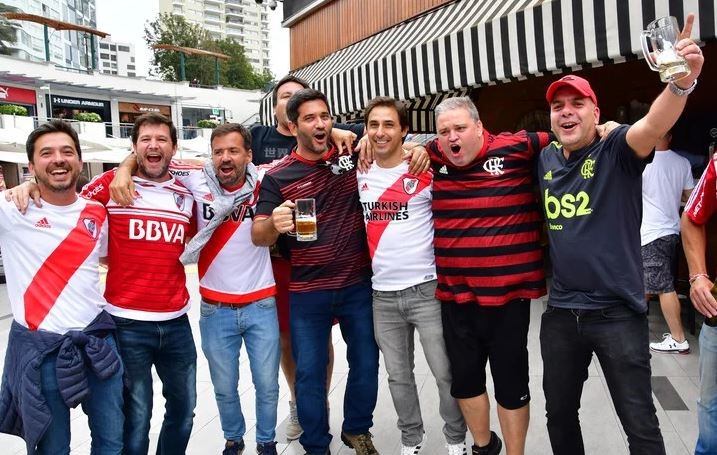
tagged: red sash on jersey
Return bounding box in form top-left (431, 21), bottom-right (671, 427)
top-left (366, 172), bottom-right (432, 259)
top-left (198, 214), bottom-right (244, 280)
top-left (24, 204), bottom-right (106, 330)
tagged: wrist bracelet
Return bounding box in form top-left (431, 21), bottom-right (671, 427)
top-left (689, 273), bottom-right (710, 284)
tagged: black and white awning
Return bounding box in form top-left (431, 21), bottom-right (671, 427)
top-left (261, 0), bottom-right (717, 132)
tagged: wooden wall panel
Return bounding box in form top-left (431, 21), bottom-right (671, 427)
top-left (289, 0), bottom-right (453, 70)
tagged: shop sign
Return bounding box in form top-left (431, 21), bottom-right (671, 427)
top-left (0, 85), bottom-right (37, 105)
top-left (119, 102), bottom-right (171, 115)
top-left (51, 95), bottom-right (109, 109)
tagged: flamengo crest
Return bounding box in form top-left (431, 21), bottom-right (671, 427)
top-left (483, 157), bottom-right (504, 176)
top-left (403, 177), bottom-right (419, 195)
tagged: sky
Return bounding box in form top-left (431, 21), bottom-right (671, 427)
top-left (95, 0), bottom-right (290, 80)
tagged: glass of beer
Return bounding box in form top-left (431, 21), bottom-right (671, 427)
top-left (295, 198), bottom-right (317, 241)
top-left (640, 16), bottom-right (691, 83)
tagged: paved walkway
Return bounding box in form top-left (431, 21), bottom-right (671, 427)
top-left (0, 268), bottom-right (701, 454)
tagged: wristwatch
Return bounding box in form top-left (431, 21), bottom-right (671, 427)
top-left (669, 79), bottom-right (697, 96)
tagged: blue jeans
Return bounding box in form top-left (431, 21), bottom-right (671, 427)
top-left (290, 281), bottom-right (379, 455)
top-left (112, 314), bottom-right (197, 455)
top-left (697, 324), bottom-right (717, 454)
top-left (199, 298), bottom-right (280, 443)
top-left (540, 305), bottom-right (665, 455)
top-left (37, 335), bottom-right (124, 455)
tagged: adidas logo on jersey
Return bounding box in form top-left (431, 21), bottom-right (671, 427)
top-left (35, 217), bottom-right (51, 228)
top-left (543, 170), bottom-right (553, 181)
top-left (360, 182), bottom-right (369, 191)
top-left (439, 165), bottom-right (448, 174)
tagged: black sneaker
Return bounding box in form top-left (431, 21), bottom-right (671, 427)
top-left (471, 431), bottom-right (502, 455)
top-left (257, 441), bottom-right (278, 455)
top-left (223, 439), bottom-right (245, 455)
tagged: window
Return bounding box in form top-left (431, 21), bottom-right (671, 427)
top-left (131, 57), bottom-right (135, 63)
top-left (110, 55), bottom-right (117, 61)
top-left (110, 45), bottom-right (116, 51)
top-left (100, 53), bottom-right (109, 59)
top-left (128, 72), bottom-right (136, 78)
top-left (127, 65), bottom-right (135, 70)
top-left (103, 62), bottom-right (111, 67)
top-left (118, 45), bottom-right (130, 53)
top-left (100, 43), bottom-right (109, 49)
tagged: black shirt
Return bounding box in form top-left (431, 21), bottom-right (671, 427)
top-left (250, 123), bottom-right (365, 166)
top-left (537, 125), bottom-right (653, 313)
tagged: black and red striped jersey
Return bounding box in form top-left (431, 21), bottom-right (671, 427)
top-left (428, 130), bottom-right (549, 306)
top-left (255, 147), bottom-right (371, 292)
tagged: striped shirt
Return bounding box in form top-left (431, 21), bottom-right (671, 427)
top-left (428, 130), bottom-right (549, 306)
top-left (255, 147), bottom-right (371, 292)
top-left (82, 169), bottom-right (193, 320)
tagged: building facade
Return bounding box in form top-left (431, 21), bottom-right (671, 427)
top-left (2, 0), bottom-right (98, 72)
top-left (158, 0), bottom-right (271, 74)
top-left (98, 39), bottom-right (136, 77)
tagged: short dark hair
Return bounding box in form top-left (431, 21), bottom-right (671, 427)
top-left (272, 75), bottom-right (309, 106)
top-left (286, 88), bottom-right (330, 125)
top-left (210, 123), bottom-right (252, 151)
top-left (131, 113), bottom-right (177, 146)
top-left (364, 96), bottom-right (409, 130)
top-left (26, 120), bottom-right (81, 163)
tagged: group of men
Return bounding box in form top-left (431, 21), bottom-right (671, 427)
top-left (0, 13), bottom-right (712, 455)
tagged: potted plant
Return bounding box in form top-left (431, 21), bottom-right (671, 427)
top-left (72, 111), bottom-right (105, 138)
top-left (197, 119), bottom-right (219, 138)
top-left (0, 104), bottom-right (34, 130)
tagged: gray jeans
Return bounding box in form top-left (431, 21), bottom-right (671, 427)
top-left (372, 280), bottom-right (466, 446)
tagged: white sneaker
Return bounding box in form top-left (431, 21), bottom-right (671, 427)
top-left (650, 333), bottom-right (690, 354)
top-left (446, 440), bottom-right (467, 455)
top-left (401, 433), bottom-right (427, 455)
top-left (285, 400), bottom-right (303, 441)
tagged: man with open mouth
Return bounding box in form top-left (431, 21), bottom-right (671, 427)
top-left (537, 14), bottom-right (703, 454)
top-left (425, 96), bottom-right (551, 455)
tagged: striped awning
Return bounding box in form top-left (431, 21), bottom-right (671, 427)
top-left (261, 0), bottom-right (717, 132)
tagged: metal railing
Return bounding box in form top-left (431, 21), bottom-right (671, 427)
top-left (0, 116), bottom-right (258, 141)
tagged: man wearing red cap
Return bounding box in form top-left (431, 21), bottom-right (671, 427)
top-left (536, 16), bottom-right (703, 455)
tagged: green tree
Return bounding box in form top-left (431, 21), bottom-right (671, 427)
top-left (210, 37), bottom-right (273, 89)
top-left (144, 13), bottom-right (210, 82)
top-left (0, 3), bottom-right (19, 56)
top-left (145, 13), bottom-right (274, 90)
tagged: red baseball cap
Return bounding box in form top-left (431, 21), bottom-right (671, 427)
top-left (545, 75), bottom-right (598, 105)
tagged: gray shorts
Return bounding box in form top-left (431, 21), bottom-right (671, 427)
top-left (641, 234), bottom-right (679, 294)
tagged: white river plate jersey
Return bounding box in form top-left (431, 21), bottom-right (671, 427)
top-left (357, 161), bottom-right (436, 291)
top-left (0, 195), bottom-right (108, 334)
top-left (171, 163), bottom-right (275, 303)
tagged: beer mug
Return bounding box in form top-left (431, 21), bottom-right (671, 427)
top-left (640, 16), bottom-right (691, 83)
top-left (295, 198), bottom-right (317, 242)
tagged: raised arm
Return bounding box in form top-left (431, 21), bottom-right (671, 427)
top-left (626, 14), bottom-right (703, 158)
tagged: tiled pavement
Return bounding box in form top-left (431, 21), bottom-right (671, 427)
top-left (0, 268), bottom-right (701, 454)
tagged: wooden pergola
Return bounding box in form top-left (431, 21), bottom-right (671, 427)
top-left (1, 12), bottom-right (109, 70)
top-left (152, 44), bottom-right (230, 86)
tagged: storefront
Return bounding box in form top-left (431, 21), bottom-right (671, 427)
top-left (118, 102), bottom-right (171, 123)
top-left (49, 94), bottom-right (112, 123)
top-left (0, 84), bottom-right (37, 117)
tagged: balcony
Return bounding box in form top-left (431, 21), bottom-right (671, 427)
top-left (204, 13), bottom-right (222, 24)
top-left (225, 8), bottom-right (242, 17)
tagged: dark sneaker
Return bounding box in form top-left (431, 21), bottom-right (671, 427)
top-left (471, 432), bottom-right (502, 455)
top-left (257, 441), bottom-right (278, 455)
top-left (341, 432), bottom-right (379, 455)
top-left (223, 439), bottom-right (245, 455)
